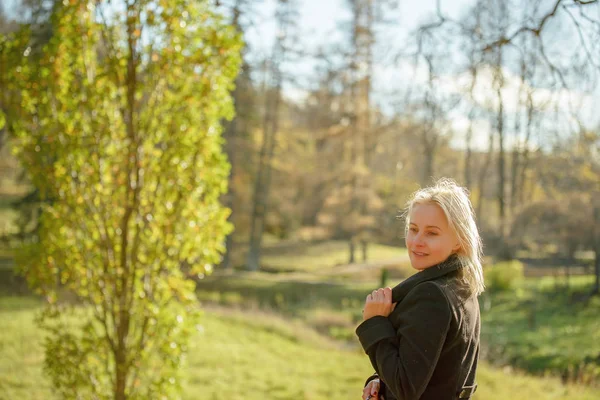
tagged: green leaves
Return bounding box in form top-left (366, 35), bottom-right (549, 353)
top-left (6, 0), bottom-right (241, 398)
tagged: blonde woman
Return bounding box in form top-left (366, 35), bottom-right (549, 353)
top-left (356, 178), bottom-right (484, 400)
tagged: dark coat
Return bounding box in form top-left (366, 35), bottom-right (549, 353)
top-left (355, 255), bottom-right (480, 400)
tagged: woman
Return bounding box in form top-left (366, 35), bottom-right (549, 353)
top-left (356, 178), bottom-right (484, 400)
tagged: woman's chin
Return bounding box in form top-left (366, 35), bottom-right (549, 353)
top-left (410, 256), bottom-right (436, 270)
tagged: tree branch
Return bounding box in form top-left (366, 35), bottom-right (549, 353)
top-left (483, 0), bottom-right (564, 52)
top-left (482, 0), bottom-right (598, 52)
top-left (563, 3), bottom-right (600, 69)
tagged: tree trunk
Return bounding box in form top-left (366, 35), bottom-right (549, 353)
top-left (348, 238), bottom-right (356, 264)
top-left (114, 346), bottom-right (129, 400)
top-left (421, 55), bottom-right (437, 187)
top-left (222, 108), bottom-right (238, 271)
top-left (422, 137), bottom-right (435, 187)
top-left (221, 2), bottom-right (245, 270)
top-left (464, 55), bottom-right (477, 190)
top-left (464, 112), bottom-right (474, 189)
top-left (246, 59), bottom-right (271, 271)
top-left (247, 103), bottom-right (272, 271)
top-left (593, 206), bottom-right (600, 295)
top-left (476, 132), bottom-right (494, 221)
top-left (247, 0), bottom-right (289, 271)
top-left (346, 0), bottom-right (373, 264)
top-left (510, 29), bottom-right (528, 216)
top-left (518, 92), bottom-right (535, 206)
top-left (495, 65), bottom-right (507, 242)
top-left (113, 6), bottom-right (138, 397)
top-left (509, 110), bottom-right (521, 216)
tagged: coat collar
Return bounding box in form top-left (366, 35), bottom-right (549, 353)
top-left (391, 254), bottom-right (462, 303)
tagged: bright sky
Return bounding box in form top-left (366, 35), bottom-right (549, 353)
top-left (245, 0), bottom-right (474, 49)
top-left (243, 0), bottom-right (475, 79)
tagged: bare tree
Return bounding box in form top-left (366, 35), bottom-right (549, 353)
top-left (594, 202), bottom-right (600, 294)
top-left (220, 0), bottom-right (259, 270)
top-left (246, 0), bottom-right (298, 271)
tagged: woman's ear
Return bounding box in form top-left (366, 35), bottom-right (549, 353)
top-left (452, 243), bottom-right (461, 253)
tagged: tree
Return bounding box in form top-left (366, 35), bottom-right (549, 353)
top-left (218, 0), bottom-right (260, 270)
top-left (6, 0), bottom-right (241, 398)
top-left (594, 202), bottom-right (600, 295)
top-left (339, 0), bottom-right (391, 263)
top-left (246, 0), bottom-right (298, 271)
top-left (0, 2), bottom-right (21, 149)
top-left (1, 0), bottom-right (55, 247)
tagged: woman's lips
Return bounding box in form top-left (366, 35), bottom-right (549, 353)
top-left (412, 250), bottom-right (429, 257)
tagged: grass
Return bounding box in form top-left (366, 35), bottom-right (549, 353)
top-left (260, 240), bottom-right (408, 273)
top-left (0, 296), bottom-right (54, 400)
top-left (481, 275), bottom-right (600, 384)
top-left (2, 239), bottom-right (600, 396)
top-left (197, 266), bottom-right (600, 383)
top-left (0, 207), bottom-right (18, 240)
top-left (1, 296), bottom-right (600, 400)
top-left (195, 273), bottom-right (375, 341)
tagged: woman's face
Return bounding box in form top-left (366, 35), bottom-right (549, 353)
top-left (405, 202), bottom-right (460, 271)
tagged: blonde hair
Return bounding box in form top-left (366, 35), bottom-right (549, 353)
top-left (403, 178), bottom-right (485, 296)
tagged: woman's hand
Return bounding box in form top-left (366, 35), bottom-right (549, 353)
top-left (362, 287), bottom-right (397, 321)
top-left (362, 378), bottom-right (380, 399)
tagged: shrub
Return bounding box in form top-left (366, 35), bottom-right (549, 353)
top-left (484, 260), bottom-right (525, 293)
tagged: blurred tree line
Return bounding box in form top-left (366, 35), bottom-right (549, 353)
top-left (218, 0), bottom-right (600, 291)
top-left (1, 1), bottom-right (599, 277)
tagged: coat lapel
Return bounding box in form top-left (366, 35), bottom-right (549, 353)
top-left (391, 254), bottom-right (462, 304)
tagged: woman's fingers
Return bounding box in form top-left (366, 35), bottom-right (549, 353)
top-left (362, 385), bottom-right (370, 399)
top-left (362, 384), bottom-right (372, 400)
top-left (370, 379), bottom-right (380, 395)
top-left (362, 380), bottom-right (380, 399)
top-left (369, 288), bottom-right (390, 303)
top-left (363, 287), bottom-right (395, 319)
top-left (383, 287), bottom-right (392, 304)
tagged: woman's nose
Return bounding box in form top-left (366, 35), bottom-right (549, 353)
top-left (413, 233), bottom-right (425, 246)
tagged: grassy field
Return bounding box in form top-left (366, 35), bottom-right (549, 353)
top-left (197, 259), bottom-right (600, 380)
top-left (2, 296), bottom-right (600, 400)
top-left (481, 275), bottom-right (600, 384)
top-left (260, 240), bottom-right (409, 273)
top-left (2, 240), bottom-right (600, 398)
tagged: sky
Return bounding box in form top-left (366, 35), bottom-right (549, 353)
top-left (244, 0), bottom-right (474, 52)
top-left (242, 0), bottom-right (475, 88)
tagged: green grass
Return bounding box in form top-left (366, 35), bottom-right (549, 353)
top-left (196, 273), bottom-right (375, 341)
top-left (1, 296), bottom-right (600, 400)
top-left (198, 269), bottom-right (600, 383)
top-left (2, 239), bottom-right (600, 395)
top-left (260, 240), bottom-right (409, 273)
top-left (481, 276), bottom-right (600, 384)
top-left (0, 199), bottom-right (19, 240)
top-left (0, 297), bottom-right (55, 400)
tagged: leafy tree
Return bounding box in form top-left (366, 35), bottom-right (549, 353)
top-left (5, 0), bottom-right (241, 398)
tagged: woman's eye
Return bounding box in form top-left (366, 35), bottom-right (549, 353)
top-left (409, 227), bottom-right (417, 233)
top-left (427, 232), bottom-right (438, 236)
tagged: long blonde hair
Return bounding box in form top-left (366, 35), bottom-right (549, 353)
top-left (403, 178), bottom-right (485, 296)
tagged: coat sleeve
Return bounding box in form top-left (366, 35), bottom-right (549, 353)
top-left (355, 281), bottom-right (451, 400)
